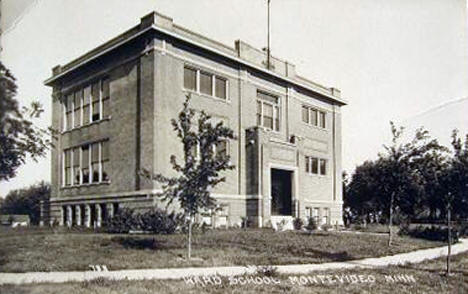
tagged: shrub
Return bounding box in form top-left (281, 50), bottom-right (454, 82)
top-left (305, 217), bottom-right (317, 232)
top-left (321, 224), bottom-right (332, 232)
top-left (104, 208), bottom-right (137, 234)
top-left (293, 217), bottom-right (304, 230)
top-left (104, 208), bottom-right (183, 234)
top-left (241, 217), bottom-right (251, 228)
top-left (401, 225), bottom-right (459, 243)
top-left (138, 209), bottom-right (181, 234)
top-left (453, 223), bottom-right (468, 237)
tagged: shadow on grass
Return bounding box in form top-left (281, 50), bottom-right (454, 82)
top-left (302, 248), bottom-right (354, 261)
top-left (0, 249), bottom-right (7, 266)
top-left (110, 236), bottom-right (164, 250)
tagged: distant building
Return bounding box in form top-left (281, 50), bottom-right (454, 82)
top-left (0, 215), bottom-right (30, 227)
top-left (44, 11), bottom-right (347, 228)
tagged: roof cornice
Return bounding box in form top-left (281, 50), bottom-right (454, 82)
top-left (44, 13), bottom-right (347, 106)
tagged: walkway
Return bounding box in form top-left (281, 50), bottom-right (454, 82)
top-left (1, 238), bottom-right (467, 285)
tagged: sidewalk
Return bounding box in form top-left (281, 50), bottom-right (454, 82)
top-left (1, 238), bottom-right (467, 285)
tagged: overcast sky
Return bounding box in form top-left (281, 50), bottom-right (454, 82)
top-left (1, 0), bottom-right (468, 196)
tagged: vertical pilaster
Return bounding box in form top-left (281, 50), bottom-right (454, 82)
top-left (85, 204), bottom-right (91, 228)
top-left (39, 200), bottom-right (45, 226)
top-left (106, 203), bottom-right (114, 218)
top-left (211, 210), bottom-right (216, 228)
top-left (75, 205), bottom-right (82, 226)
top-left (96, 204), bottom-right (102, 227)
top-left (59, 206), bottom-right (64, 226)
top-left (66, 205), bottom-right (73, 227)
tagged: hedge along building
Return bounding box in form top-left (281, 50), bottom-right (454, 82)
top-left (44, 11), bottom-right (347, 228)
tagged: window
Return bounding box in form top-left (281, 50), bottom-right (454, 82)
top-left (83, 86), bottom-right (91, 125)
top-left (302, 105), bottom-right (326, 129)
top-left (312, 208), bottom-right (319, 224)
top-left (73, 91), bottom-right (81, 128)
top-left (92, 82), bottom-right (100, 122)
top-left (214, 140), bottom-right (228, 158)
top-left (322, 208), bottom-right (329, 225)
top-left (62, 140), bottom-right (110, 187)
top-left (101, 78), bottom-right (110, 119)
top-left (311, 109), bottom-right (318, 126)
top-left (215, 77), bottom-right (227, 99)
top-left (91, 142), bottom-right (100, 183)
top-left (65, 94), bottom-right (73, 131)
top-left (320, 159), bottom-right (327, 175)
top-left (305, 207), bottom-right (312, 218)
top-left (82, 145), bottom-right (90, 184)
top-left (320, 111), bottom-right (326, 128)
top-left (184, 67), bottom-right (197, 91)
top-left (257, 90), bottom-right (280, 131)
top-left (72, 149), bottom-right (80, 185)
top-left (199, 71), bottom-right (212, 95)
top-left (189, 140), bottom-right (229, 160)
top-left (62, 77), bottom-right (110, 132)
top-left (101, 140), bottom-right (110, 181)
top-left (305, 156), bottom-right (327, 175)
top-left (311, 157), bottom-right (319, 174)
top-left (64, 150), bottom-right (71, 186)
top-left (183, 66), bottom-right (228, 100)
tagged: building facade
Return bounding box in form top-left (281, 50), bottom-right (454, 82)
top-left (45, 12), bottom-right (347, 228)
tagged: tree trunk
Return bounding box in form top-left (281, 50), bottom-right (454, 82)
top-left (188, 213), bottom-right (192, 260)
top-left (388, 192), bottom-right (395, 247)
top-left (446, 203), bottom-right (451, 275)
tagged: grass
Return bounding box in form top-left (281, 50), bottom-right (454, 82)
top-left (347, 223), bottom-right (399, 234)
top-left (1, 251), bottom-right (467, 293)
top-left (0, 226), bottom-right (443, 273)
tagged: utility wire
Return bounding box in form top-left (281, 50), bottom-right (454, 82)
top-left (2, 0), bottom-right (40, 36)
top-left (400, 96), bottom-right (468, 124)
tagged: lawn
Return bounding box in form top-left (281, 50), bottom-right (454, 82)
top-left (0, 226), bottom-right (443, 273)
top-left (1, 250), bottom-right (466, 293)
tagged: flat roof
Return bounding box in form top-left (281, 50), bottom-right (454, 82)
top-left (45, 11), bottom-right (347, 106)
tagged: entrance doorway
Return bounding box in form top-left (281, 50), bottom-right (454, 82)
top-left (271, 168), bottom-right (293, 216)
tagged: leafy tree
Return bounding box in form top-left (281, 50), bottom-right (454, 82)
top-left (141, 95), bottom-right (236, 259)
top-left (378, 123), bottom-right (445, 245)
top-left (345, 160), bottom-right (382, 225)
top-left (345, 123), bottom-right (446, 245)
top-left (442, 130), bottom-right (468, 275)
top-left (446, 130), bottom-right (468, 219)
top-left (413, 150), bottom-right (450, 220)
top-left (0, 61), bottom-right (52, 181)
top-left (1, 181), bottom-right (50, 225)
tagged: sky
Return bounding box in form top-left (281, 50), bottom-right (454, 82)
top-left (1, 0), bottom-right (468, 197)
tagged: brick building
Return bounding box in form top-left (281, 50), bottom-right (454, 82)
top-left (44, 11), bottom-right (347, 228)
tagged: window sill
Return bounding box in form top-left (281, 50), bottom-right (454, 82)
top-left (61, 181), bottom-right (111, 190)
top-left (301, 122), bottom-right (327, 132)
top-left (305, 173), bottom-right (329, 179)
top-left (61, 117), bottom-right (111, 134)
top-left (182, 88), bottom-right (230, 104)
top-left (256, 126), bottom-right (281, 134)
